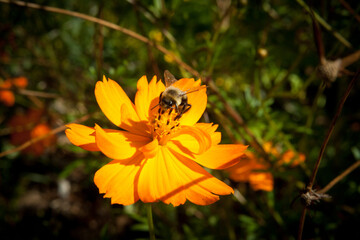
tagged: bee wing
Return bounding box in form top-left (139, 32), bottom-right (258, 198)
top-left (183, 85), bottom-right (207, 95)
top-left (164, 70), bottom-right (178, 87)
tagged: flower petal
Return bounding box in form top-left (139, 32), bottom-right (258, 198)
top-left (135, 75), bottom-right (165, 121)
top-left (95, 76), bottom-right (145, 134)
top-left (194, 123), bottom-right (221, 145)
top-left (138, 146), bottom-right (186, 206)
top-left (95, 124), bottom-right (150, 160)
top-left (94, 155), bottom-right (143, 205)
top-left (249, 172), bottom-right (274, 192)
top-left (278, 150), bottom-right (306, 167)
top-left (170, 126), bottom-right (212, 156)
top-left (65, 124), bottom-right (99, 151)
top-left (137, 146), bottom-right (233, 206)
top-left (194, 144), bottom-right (248, 169)
top-left (226, 157), bottom-right (253, 182)
top-left (134, 75), bottom-right (150, 121)
top-left (172, 78), bottom-right (207, 126)
top-left (139, 138), bottom-right (159, 159)
top-left (168, 148), bottom-right (233, 204)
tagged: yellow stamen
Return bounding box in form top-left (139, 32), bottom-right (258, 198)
top-left (151, 109), bottom-right (180, 145)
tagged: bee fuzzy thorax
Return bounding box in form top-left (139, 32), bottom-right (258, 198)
top-left (160, 87), bottom-right (185, 107)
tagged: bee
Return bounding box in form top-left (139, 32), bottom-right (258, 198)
top-left (154, 70), bottom-right (205, 120)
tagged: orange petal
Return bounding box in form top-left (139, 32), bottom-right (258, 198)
top-left (137, 146), bottom-right (185, 206)
top-left (65, 124), bottom-right (99, 151)
top-left (279, 150), bottom-right (306, 167)
top-left (139, 138), bottom-right (159, 159)
top-left (193, 144), bottom-right (248, 169)
top-left (169, 148), bottom-right (233, 204)
top-left (135, 75), bottom-right (165, 121)
top-left (172, 78), bottom-right (207, 126)
top-left (0, 90), bottom-right (15, 106)
top-left (120, 104), bottom-right (151, 136)
top-left (226, 157), bottom-right (254, 182)
top-left (95, 124), bottom-right (151, 160)
top-left (249, 172), bottom-right (274, 191)
top-left (170, 126), bottom-right (212, 156)
top-left (226, 152), bottom-right (270, 183)
top-left (12, 77), bottom-right (28, 88)
top-left (135, 75), bottom-right (150, 121)
top-left (94, 154), bottom-right (143, 205)
top-left (194, 123), bottom-right (221, 145)
top-left (138, 146), bottom-right (230, 206)
top-left (95, 76), bottom-right (144, 133)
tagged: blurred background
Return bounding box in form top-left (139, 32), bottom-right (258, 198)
top-left (0, 0), bottom-right (360, 239)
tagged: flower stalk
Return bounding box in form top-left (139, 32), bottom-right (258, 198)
top-left (146, 204), bottom-right (156, 240)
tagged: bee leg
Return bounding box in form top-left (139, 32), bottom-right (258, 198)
top-left (174, 104), bottom-right (191, 120)
top-left (168, 108), bottom-right (173, 115)
top-left (159, 92), bottom-right (163, 103)
top-left (182, 104), bottom-right (191, 114)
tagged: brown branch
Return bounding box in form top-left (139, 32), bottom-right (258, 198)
top-left (341, 50), bottom-right (360, 69)
top-left (339, 0), bottom-right (360, 23)
top-left (318, 160), bottom-right (360, 194)
top-left (296, 0), bottom-right (352, 48)
top-left (0, 87), bottom-right (58, 98)
top-left (310, 6), bottom-right (326, 64)
top-left (297, 204), bottom-right (307, 240)
top-left (18, 89), bottom-right (58, 98)
top-left (0, 114), bottom-right (90, 158)
top-left (297, 69), bottom-right (359, 239)
top-left (0, 0), bottom-right (197, 76)
top-left (308, 69), bottom-right (359, 189)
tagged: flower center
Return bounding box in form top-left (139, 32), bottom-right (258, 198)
top-left (151, 109), bottom-right (180, 145)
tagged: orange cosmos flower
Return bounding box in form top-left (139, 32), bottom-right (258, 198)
top-left (277, 150), bottom-right (305, 167)
top-left (0, 77), bottom-right (28, 106)
top-left (66, 75), bottom-right (247, 206)
top-left (8, 108), bottom-right (56, 156)
top-left (226, 142), bottom-right (305, 192)
top-left (0, 79), bottom-right (15, 106)
top-left (12, 77), bottom-right (28, 88)
top-left (227, 151), bottom-right (274, 192)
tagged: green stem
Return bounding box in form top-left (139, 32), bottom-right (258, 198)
top-left (147, 204), bottom-right (156, 240)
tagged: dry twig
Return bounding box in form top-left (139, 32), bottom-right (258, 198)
top-left (0, 114), bottom-right (90, 158)
top-left (297, 69), bottom-right (359, 240)
top-left (318, 160), bottom-right (360, 194)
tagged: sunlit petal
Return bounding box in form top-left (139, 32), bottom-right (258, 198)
top-left (170, 126), bottom-right (212, 156)
top-left (135, 75), bottom-right (165, 121)
top-left (194, 144), bottom-right (248, 169)
top-left (172, 78), bottom-right (207, 126)
top-left (138, 146), bottom-right (232, 206)
top-left (94, 154), bottom-right (143, 205)
top-left (137, 146), bottom-right (186, 206)
top-left (134, 75), bottom-right (150, 121)
top-left (65, 123), bottom-right (99, 151)
top-left (194, 123), bottom-right (221, 145)
top-left (95, 124), bottom-right (151, 160)
top-left (171, 148), bottom-right (233, 202)
top-left (95, 76), bottom-right (142, 132)
top-left (138, 146), bottom-right (171, 204)
top-left (139, 138), bottom-right (159, 159)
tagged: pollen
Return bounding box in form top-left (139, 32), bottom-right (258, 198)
top-left (151, 109), bottom-right (180, 145)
